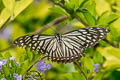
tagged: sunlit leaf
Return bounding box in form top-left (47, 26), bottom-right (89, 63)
top-left (50, 5), bottom-right (69, 16)
top-left (81, 9), bottom-right (96, 26)
top-left (64, 0), bottom-right (81, 11)
top-left (72, 72), bottom-right (86, 80)
top-left (0, 0), bottom-right (33, 28)
top-left (97, 12), bottom-right (119, 26)
top-left (87, 1), bottom-right (96, 18)
top-left (98, 47), bottom-right (120, 69)
top-left (0, 8), bottom-right (11, 28)
top-left (2, 0), bottom-right (15, 17)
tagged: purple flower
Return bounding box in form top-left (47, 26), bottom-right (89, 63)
top-left (46, 64), bottom-right (52, 70)
top-left (16, 62), bottom-right (20, 66)
top-left (1, 78), bottom-right (6, 80)
top-left (2, 59), bottom-right (7, 65)
top-left (35, 61), bottom-right (52, 72)
top-left (0, 59), bottom-right (7, 69)
top-left (0, 27), bottom-right (12, 40)
top-left (10, 56), bottom-right (15, 61)
top-left (93, 64), bottom-right (100, 73)
top-left (14, 73), bottom-right (22, 80)
top-left (9, 56), bottom-right (20, 66)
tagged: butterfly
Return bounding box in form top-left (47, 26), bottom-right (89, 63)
top-left (14, 27), bottom-right (110, 63)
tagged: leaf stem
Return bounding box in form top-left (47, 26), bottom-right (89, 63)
top-left (74, 62), bottom-right (88, 80)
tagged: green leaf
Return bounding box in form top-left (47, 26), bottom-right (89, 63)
top-left (110, 26), bottom-right (120, 42)
top-left (93, 72), bottom-right (104, 80)
top-left (0, 0), bottom-right (33, 28)
top-left (87, 1), bottom-right (97, 18)
top-left (50, 6), bottom-right (69, 16)
top-left (97, 12), bottom-right (119, 26)
top-left (26, 48), bottom-right (33, 62)
top-left (76, 11), bottom-right (88, 24)
top-left (2, 0), bottom-right (15, 17)
top-left (58, 73), bottom-right (73, 80)
top-left (81, 9), bottom-right (96, 26)
top-left (98, 47), bottom-right (120, 69)
top-left (10, 60), bottom-right (17, 68)
top-left (20, 60), bottom-right (29, 75)
top-left (79, 0), bottom-right (89, 8)
top-left (72, 72), bottom-right (86, 80)
top-left (64, 0), bottom-right (72, 10)
top-left (64, 0), bottom-right (81, 11)
top-left (2, 66), bottom-right (10, 77)
top-left (14, 0), bottom-right (33, 17)
top-left (84, 57), bottom-right (94, 72)
top-left (3, 52), bottom-right (11, 59)
top-left (0, 8), bottom-right (11, 28)
top-left (93, 51), bottom-right (104, 63)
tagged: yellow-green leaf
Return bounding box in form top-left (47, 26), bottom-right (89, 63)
top-left (98, 47), bottom-right (120, 69)
top-left (0, 0), bottom-right (33, 28)
top-left (14, 0), bottom-right (33, 17)
top-left (0, 8), bottom-right (11, 28)
top-left (2, 0), bottom-right (15, 17)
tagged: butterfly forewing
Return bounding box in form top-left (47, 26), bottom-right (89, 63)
top-left (63, 27), bottom-right (109, 48)
top-left (14, 27), bottom-right (110, 63)
top-left (14, 35), bottom-right (54, 53)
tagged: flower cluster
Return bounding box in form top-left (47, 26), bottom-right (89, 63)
top-left (14, 73), bottom-right (22, 80)
top-left (35, 60), bottom-right (52, 73)
top-left (0, 56), bottom-right (21, 80)
top-left (0, 56), bottom-right (52, 80)
top-left (93, 64), bottom-right (100, 73)
top-left (9, 56), bottom-right (20, 66)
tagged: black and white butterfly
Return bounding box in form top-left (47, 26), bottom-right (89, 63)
top-left (14, 27), bottom-right (109, 63)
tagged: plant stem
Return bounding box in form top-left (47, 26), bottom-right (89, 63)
top-left (103, 39), bottom-right (119, 48)
top-left (34, 15), bottom-right (68, 34)
top-left (74, 62), bottom-right (88, 80)
top-left (23, 56), bottom-right (48, 80)
top-left (51, 0), bottom-right (88, 26)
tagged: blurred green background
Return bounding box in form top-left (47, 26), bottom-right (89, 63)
top-left (0, 0), bottom-right (120, 80)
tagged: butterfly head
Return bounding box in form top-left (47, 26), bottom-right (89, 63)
top-left (55, 33), bottom-right (62, 40)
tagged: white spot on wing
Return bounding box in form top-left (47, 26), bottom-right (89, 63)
top-left (78, 36), bottom-right (86, 41)
top-left (33, 35), bottom-right (39, 38)
top-left (29, 44), bottom-right (32, 47)
top-left (79, 29), bottom-right (86, 32)
top-left (20, 40), bottom-right (23, 43)
top-left (34, 43), bottom-right (37, 46)
top-left (99, 30), bottom-right (103, 32)
top-left (21, 43), bottom-right (24, 46)
top-left (33, 38), bottom-right (37, 40)
top-left (82, 31), bottom-right (87, 34)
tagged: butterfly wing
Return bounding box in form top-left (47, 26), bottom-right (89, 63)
top-left (14, 34), bottom-right (55, 54)
top-left (63, 27), bottom-right (109, 48)
top-left (43, 27), bottom-right (110, 63)
top-left (55, 27), bottom-right (110, 62)
top-left (14, 27), bottom-right (110, 63)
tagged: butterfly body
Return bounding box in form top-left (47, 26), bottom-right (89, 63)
top-left (14, 27), bottom-right (109, 63)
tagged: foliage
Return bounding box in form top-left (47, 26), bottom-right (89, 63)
top-left (0, 0), bottom-right (120, 80)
